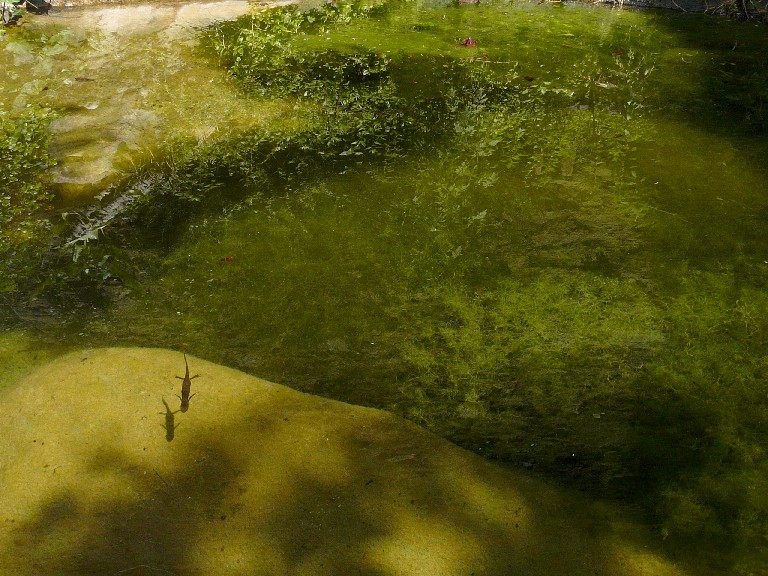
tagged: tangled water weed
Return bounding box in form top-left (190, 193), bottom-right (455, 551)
top-left (2, 0), bottom-right (768, 571)
top-left (0, 104), bottom-right (56, 293)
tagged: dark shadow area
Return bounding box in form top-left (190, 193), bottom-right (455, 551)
top-left (643, 10), bottom-right (768, 143)
top-left (13, 445), bottom-right (236, 575)
top-left (7, 399), bottom-right (706, 576)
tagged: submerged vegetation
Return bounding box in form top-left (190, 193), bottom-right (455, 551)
top-left (2, 0), bottom-right (768, 571)
top-left (0, 104), bottom-right (55, 294)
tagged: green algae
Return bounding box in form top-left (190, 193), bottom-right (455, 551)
top-left (2, 0), bottom-right (768, 571)
top-left (0, 103), bottom-right (57, 295)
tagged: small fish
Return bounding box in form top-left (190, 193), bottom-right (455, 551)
top-left (75, 77), bottom-right (95, 82)
top-left (523, 76), bottom-right (535, 82)
top-left (222, 256), bottom-right (234, 262)
top-left (175, 353), bottom-right (199, 413)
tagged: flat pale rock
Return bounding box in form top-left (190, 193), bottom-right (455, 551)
top-left (0, 348), bottom-right (691, 575)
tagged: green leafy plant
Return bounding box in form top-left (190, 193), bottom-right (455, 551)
top-left (0, 104), bottom-right (56, 294)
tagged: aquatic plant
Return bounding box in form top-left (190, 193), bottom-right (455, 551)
top-left (3, 1), bottom-right (768, 570)
top-left (206, 0), bottom-right (382, 93)
top-left (0, 104), bottom-right (55, 294)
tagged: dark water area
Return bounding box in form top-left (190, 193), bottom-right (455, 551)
top-left (2, 0), bottom-right (768, 571)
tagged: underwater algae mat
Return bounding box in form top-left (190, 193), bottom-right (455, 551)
top-left (3, 0), bottom-right (768, 572)
top-left (0, 347), bottom-right (699, 576)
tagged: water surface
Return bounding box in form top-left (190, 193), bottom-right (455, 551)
top-left (2, 0), bottom-right (768, 570)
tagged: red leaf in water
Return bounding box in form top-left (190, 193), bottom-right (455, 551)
top-left (223, 256), bottom-right (234, 262)
top-left (462, 37), bottom-right (477, 47)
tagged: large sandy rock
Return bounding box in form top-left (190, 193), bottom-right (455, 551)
top-left (0, 348), bottom-right (691, 575)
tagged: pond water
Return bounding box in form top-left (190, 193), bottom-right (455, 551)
top-left (2, 0), bottom-right (768, 570)
top-left (0, 0), bottom-right (301, 201)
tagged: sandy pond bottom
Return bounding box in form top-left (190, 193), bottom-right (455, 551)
top-left (0, 348), bottom-right (695, 576)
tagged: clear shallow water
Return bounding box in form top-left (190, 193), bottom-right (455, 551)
top-left (0, 0), bottom-right (300, 201)
top-left (2, 0), bottom-right (768, 570)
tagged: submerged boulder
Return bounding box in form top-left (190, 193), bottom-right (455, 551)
top-left (0, 348), bottom-right (694, 575)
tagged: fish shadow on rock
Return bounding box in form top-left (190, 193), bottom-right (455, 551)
top-left (159, 397), bottom-right (179, 442)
